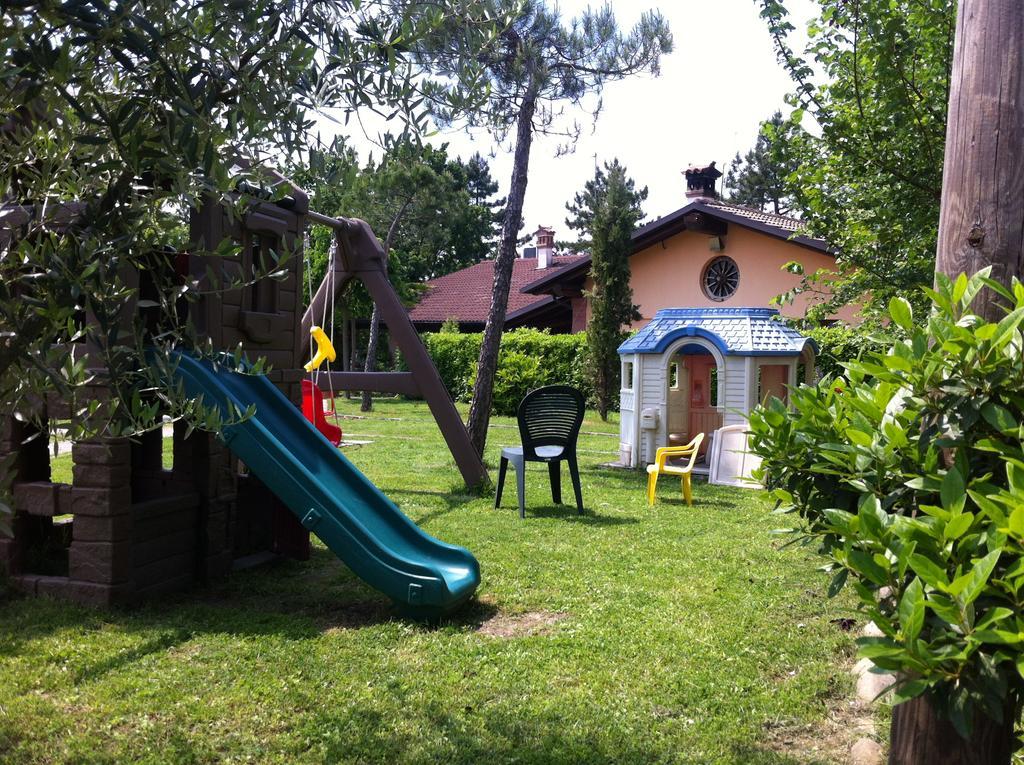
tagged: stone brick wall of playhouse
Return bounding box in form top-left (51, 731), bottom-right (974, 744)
top-left (1, 192), bottom-right (311, 607)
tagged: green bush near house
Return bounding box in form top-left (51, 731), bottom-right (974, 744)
top-left (422, 328), bottom-right (593, 415)
top-left (749, 270), bottom-right (1024, 737)
top-left (800, 322), bottom-right (893, 381)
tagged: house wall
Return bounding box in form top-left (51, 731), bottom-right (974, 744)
top-left (570, 297), bottom-right (588, 333)
top-left (581, 225), bottom-right (859, 329)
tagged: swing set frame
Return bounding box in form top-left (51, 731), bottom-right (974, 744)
top-left (302, 211), bottom-right (489, 489)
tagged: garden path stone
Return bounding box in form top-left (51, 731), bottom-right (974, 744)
top-left (854, 658), bottom-right (896, 704)
top-left (849, 737), bottom-right (884, 765)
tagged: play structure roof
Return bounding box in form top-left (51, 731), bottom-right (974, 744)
top-left (618, 307), bottom-right (816, 357)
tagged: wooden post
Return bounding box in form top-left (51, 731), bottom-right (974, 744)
top-left (892, 2), bottom-right (1024, 763)
top-left (935, 0), bottom-right (1024, 320)
top-left (889, 694), bottom-right (1016, 765)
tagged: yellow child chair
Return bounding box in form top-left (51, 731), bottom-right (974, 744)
top-left (646, 432), bottom-right (705, 506)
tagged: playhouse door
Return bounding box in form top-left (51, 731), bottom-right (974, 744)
top-left (666, 358), bottom-right (690, 439)
top-left (684, 355), bottom-right (722, 455)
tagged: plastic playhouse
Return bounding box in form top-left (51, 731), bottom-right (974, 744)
top-left (617, 307), bottom-right (816, 484)
top-left (0, 167), bottom-right (484, 619)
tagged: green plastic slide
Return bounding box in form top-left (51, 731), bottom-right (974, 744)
top-left (168, 351), bottom-right (480, 618)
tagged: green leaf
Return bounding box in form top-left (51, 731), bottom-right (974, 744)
top-left (883, 354), bottom-right (913, 372)
top-left (1009, 463), bottom-right (1024, 494)
top-left (982, 402), bottom-right (1017, 434)
top-left (846, 429), bottom-right (873, 447)
top-left (889, 297), bottom-right (913, 330)
top-left (823, 508), bottom-right (857, 534)
top-left (892, 677), bottom-right (931, 704)
top-left (857, 637), bottom-right (903, 659)
top-left (1009, 506), bottom-right (1024, 538)
top-left (857, 495), bottom-right (886, 538)
top-left (909, 554), bottom-right (949, 591)
top-left (827, 567), bottom-right (848, 597)
top-left (940, 467), bottom-right (965, 511)
top-left (974, 606), bottom-right (1013, 632)
top-left (849, 549), bottom-right (891, 586)
top-left (950, 550), bottom-right (1002, 604)
top-left (899, 578), bottom-right (925, 642)
top-left (952, 273), bottom-right (969, 304)
top-left (927, 594), bottom-right (963, 625)
top-left (944, 512), bottom-right (974, 541)
top-left (971, 629), bottom-right (1022, 645)
top-left (993, 306), bottom-right (1024, 347)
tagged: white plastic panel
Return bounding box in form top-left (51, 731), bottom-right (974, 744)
top-left (709, 424), bottom-right (763, 489)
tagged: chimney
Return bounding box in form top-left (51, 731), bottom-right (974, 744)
top-left (534, 225), bottom-right (555, 269)
top-left (684, 162), bottom-right (722, 201)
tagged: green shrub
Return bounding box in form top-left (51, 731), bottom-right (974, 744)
top-left (471, 350), bottom-right (544, 417)
top-left (748, 270), bottom-right (1024, 736)
top-left (420, 331), bottom-right (481, 401)
top-left (801, 322), bottom-right (893, 380)
top-left (422, 328), bottom-right (593, 414)
top-left (438, 317), bottom-right (461, 334)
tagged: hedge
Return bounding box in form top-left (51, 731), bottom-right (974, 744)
top-left (421, 328), bottom-right (593, 415)
top-left (801, 323), bottom-right (894, 380)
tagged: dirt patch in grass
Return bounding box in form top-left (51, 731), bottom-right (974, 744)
top-left (755, 667), bottom-right (877, 765)
top-left (475, 610), bottom-right (568, 638)
top-left (757, 705), bottom-right (876, 764)
top-left (316, 599), bottom-right (394, 632)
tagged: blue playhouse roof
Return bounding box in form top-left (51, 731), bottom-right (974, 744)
top-left (618, 307), bottom-right (817, 357)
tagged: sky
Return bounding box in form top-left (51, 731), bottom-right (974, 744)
top-left (315, 0), bottom-right (818, 240)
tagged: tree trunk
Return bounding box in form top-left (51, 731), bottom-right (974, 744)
top-left (360, 305), bottom-right (380, 412)
top-left (935, 0), bottom-right (1024, 321)
top-left (889, 694), bottom-right (1017, 765)
top-left (466, 90), bottom-right (538, 456)
top-left (896, 2), bottom-right (1024, 762)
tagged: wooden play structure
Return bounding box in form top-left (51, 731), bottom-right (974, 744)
top-left (616, 307), bottom-right (815, 480)
top-left (0, 167), bottom-right (485, 608)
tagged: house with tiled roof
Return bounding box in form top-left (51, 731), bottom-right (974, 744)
top-left (522, 163), bottom-right (857, 331)
top-left (409, 163), bottom-right (855, 336)
top-left (408, 226), bottom-right (588, 332)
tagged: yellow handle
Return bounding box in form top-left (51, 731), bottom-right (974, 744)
top-left (304, 325), bottom-right (337, 372)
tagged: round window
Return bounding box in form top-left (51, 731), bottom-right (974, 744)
top-left (702, 256), bottom-right (739, 301)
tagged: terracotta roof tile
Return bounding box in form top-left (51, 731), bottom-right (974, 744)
top-left (704, 200), bottom-right (803, 233)
top-left (409, 255), bottom-right (589, 325)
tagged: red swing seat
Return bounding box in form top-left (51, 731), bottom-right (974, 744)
top-left (301, 379), bottom-right (343, 446)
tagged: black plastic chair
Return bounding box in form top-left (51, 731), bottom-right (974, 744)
top-left (495, 385), bottom-right (585, 519)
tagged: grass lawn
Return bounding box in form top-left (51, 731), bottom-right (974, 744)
top-left (0, 397), bottom-right (865, 764)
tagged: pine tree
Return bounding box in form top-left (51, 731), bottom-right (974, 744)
top-left (406, 0), bottom-right (672, 455)
top-left (566, 158), bottom-right (648, 250)
top-left (459, 151), bottom-right (505, 256)
top-left (585, 161), bottom-right (644, 420)
top-left (724, 111), bottom-right (797, 216)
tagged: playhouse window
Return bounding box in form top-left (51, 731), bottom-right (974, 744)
top-left (247, 233), bottom-right (279, 313)
top-left (669, 362), bottom-right (679, 390)
top-left (622, 361), bottom-right (634, 390)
